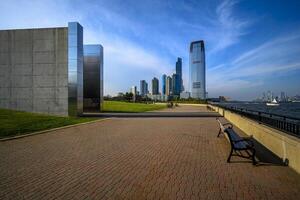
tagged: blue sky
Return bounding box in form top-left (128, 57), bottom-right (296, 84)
top-left (1, 0), bottom-right (300, 100)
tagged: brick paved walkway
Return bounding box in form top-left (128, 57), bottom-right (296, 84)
top-left (1, 116), bottom-right (300, 199)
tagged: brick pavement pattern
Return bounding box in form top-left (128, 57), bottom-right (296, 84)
top-left (1, 114), bottom-right (300, 199)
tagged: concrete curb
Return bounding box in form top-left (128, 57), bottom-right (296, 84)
top-left (0, 118), bottom-right (111, 142)
top-left (82, 112), bottom-right (221, 118)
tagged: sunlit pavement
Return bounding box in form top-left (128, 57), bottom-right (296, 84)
top-left (1, 106), bottom-right (300, 199)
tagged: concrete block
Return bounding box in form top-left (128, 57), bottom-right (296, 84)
top-left (12, 64), bottom-right (33, 75)
top-left (11, 87), bottom-right (32, 99)
top-left (33, 52), bottom-right (55, 64)
top-left (57, 50), bottom-right (68, 63)
top-left (10, 99), bottom-right (33, 112)
top-left (14, 30), bottom-right (32, 41)
top-left (0, 53), bottom-right (9, 64)
top-left (11, 75), bottom-right (32, 87)
top-left (57, 75), bottom-right (68, 87)
top-left (13, 52), bottom-right (33, 64)
top-left (0, 75), bottom-right (11, 87)
top-left (0, 31), bottom-right (8, 42)
top-left (0, 88), bottom-right (10, 99)
top-left (33, 98), bottom-right (67, 115)
top-left (33, 29), bottom-right (54, 40)
top-left (57, 63), bottom-right (68, 75)
top-left (56, 87), bottom-right (68, 99)
top-left (0, 65), bottom-right (10, 76)
top-left (0, 37), bottom-right (9, 52)
top-left (14, 40), bottom-right (32, 52)
top-left (33, 75), bottom-right (55, 87)
top-left (57, 28), bottom-right (68, 39)
top-left (33, 64), bottom-right (55, 76)
top-left (33, 39), bottom-right (54, 52)
top-left (33, 87), bottom-right (55, 99)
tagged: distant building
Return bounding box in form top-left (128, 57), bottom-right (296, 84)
top-left (172, 73), bottom-right (181, 95)
top-left (147, 94), bottom-right (168, 102)
top-left (180, 91), bottom-right (190, 99)
top-left (280, 92), bottom-right (286, 102)
top-left (152, 77), bottom-right (159, 95)
top-left (131, 86), bottom-right (137, 102)
top-left (176, 57), bottom-right (183, 92)
top-left (130, 86), bottom-right (137, 95)
top-left (140, 80), bottom-right (148, 96)
top-left (166, 76), bottom-right (172, 96)
top-left (162, 74), bottom-right (167, 95)
top-left (189, 40), bottom-right (206, 99)
top-left (219, 96), bottom-right (229, 102)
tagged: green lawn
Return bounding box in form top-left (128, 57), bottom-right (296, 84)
top-left (0, 109), bottom-right (96, 138)
top-left (102, 101), bottom-right (166, 113)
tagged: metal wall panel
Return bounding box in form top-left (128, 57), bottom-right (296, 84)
top-left (83, 44), bottom-right (103, 112)
top-left (68, 22), bottom-right (83, 116)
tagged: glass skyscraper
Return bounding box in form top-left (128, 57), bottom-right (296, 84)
top-left (166, 76), bottom-right (172, 96)
top-left (152, 77), bottom-right (159, 95)
top-left (172, 73), bottom-right (181, 96)
top-left (175, 57), bottom-right (183, 92)
top-left (162, 74), bottom-right (167, 95)
top-left (189, 40), bottom-right (206, 99)
top-left (140, 80), bottom-right (148, 96)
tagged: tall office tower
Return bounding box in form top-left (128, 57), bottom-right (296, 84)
top-left (131, 86), bottom-right (137, 95)
top-left (83, 45), bottom-right (104, 112)
top-left (166, 76), bottom-right (172, 96)
top-left (280, 92), bottom-right (286, 102)
top-left (146, 82), bottom-right (149, 94)
top-left (172, 73), bottom-right (181, 96)
top-left (140, 80), bottom-right (148, 96)
top-left (267, 91), bottom-right (272, 101)
top-left (162, 74), bottom-right (167, 95)
top-left (152, 77), bottom-right (159, 95)
top-left (0, 22), bottom-right (103, 116)
top-left (189, 40), bottom-right (206, 99)
top-left (176, 57), bottom-right (183, 92)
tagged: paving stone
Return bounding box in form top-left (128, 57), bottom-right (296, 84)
top-left (0, 115), bottom-right (300, 199)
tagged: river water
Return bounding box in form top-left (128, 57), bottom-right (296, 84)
top-left (218, 102), bottom-right (300, 119)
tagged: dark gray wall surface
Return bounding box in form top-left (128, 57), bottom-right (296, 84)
top-left (0, 28), bottom-right (68, 116)
top-left (83, 44), bottom-right (103, 112)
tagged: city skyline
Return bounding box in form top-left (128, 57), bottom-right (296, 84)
top-left (1, 0), bottom-right (300, 100)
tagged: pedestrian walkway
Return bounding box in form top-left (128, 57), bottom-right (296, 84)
top-left (0, 108), bottom-right (300, 199)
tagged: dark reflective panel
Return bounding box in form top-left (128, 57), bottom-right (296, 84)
top-left (83, 44), bottom-right (103, 112)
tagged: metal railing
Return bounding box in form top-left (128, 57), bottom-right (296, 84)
top-left (210, 104), bottom-right (300, 138)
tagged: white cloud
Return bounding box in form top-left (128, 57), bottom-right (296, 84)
top-left (207, 31), bottom-right (300, 98)
top-left (209, 0), bottom-right (250, 52)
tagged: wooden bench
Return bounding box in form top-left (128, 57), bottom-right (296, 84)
top-left (224, 128), bottom-right (257, 165)
top-left (216, 118), bottom-right (233, 137)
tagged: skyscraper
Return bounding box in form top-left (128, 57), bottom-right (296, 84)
top-left (162, 74), bottom-right (167, 95)
top-left (130, 86), bottom-right (137, 95)
top-left (166, 76), bottom-right (172, 96)
top-left (176, 57), bottom-right (183, 92)
top-left (140, 80), bottom-right (148, 96)
top-left (189, 40), bottom-right (206, 99)
top-left (172, 73), bottom-right (180, 96)
top-left (152, 77), bottom-right (159, 95)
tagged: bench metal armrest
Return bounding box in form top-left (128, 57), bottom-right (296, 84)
top-left (222, 123), bottom-right (233, 128)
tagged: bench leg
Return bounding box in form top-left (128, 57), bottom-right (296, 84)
top-left (251, 148), bottom-right (257, 165)
top-left (217, 128), bottom-right (222, 137)
top-left (227, 148), bottom-right (233, 163)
